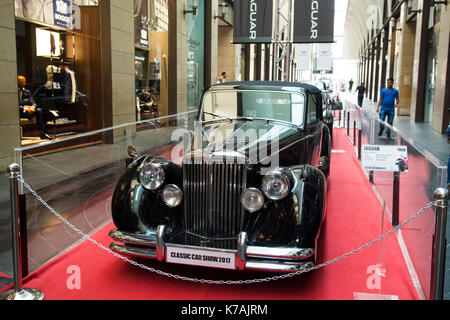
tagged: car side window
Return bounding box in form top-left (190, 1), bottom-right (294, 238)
top-left (307, 94), bottom-right (318, 123)
top-left (322, 93), bottom-right (328, 118)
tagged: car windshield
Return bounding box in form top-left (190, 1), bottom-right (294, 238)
top-left (201, 90), bottom-right (306, 126)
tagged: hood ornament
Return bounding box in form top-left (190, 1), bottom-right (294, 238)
top-left (206, 142), bottom-right (216, 155)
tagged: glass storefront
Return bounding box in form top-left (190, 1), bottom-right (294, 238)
top-left (15, 0), bottom-right (101, 146)
top-left (187, 0), bottom-right (205, 109)
top-left (134, 0), bottom-right (169, 126)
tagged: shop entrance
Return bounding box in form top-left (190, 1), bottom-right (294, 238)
top-left (15, 4), bottom-right (103, 149)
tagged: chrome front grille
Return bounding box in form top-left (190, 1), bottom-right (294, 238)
top-left (183, 162), bottom-right (247, 240)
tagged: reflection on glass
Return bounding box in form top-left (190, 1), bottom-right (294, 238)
top-left (202, 91), bottom-right (305, 126)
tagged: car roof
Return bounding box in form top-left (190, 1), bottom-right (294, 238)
top-left (301, 81), bottom-right (328, 90)
top-left (207, 81), bottom-right (323, 94)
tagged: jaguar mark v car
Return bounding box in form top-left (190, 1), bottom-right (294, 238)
top-left (301, 81), bottom-right (335, 140)
top-left (109, 81), bottom-right (331, 273)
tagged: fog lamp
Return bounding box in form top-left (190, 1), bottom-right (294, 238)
top-left (241, 188), bottom-right (264, 213)
top-left (261, 170), bottom-right (290, 201)
top-left (139, 163), bottom-right (165, 190)
top-left (162, 184), bottom-right (183, 208)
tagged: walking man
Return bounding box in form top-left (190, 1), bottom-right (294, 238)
top-left (377, 78), bottom-right (399, 139)
top-left (349, 79), bottom-right (354, 91)
top-left (355, 83), bottom-right (367, 107)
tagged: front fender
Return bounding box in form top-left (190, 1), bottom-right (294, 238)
top-left (111, 156), bottom-right (183, 233)
top-left (244, 165), bottom-right (327, 248)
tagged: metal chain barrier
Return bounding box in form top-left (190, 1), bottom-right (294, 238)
top-left (18, 175), bottom-right (435, 285)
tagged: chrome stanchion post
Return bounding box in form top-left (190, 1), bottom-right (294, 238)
top-left (431, 188), bottom-right (448, 300)
top-left (0, 164), bottom-right (44, 301)
top-left (392, 172), bottom-right (400, 227)
top-left (347, 112), bottom-right (350, 136)
top-left (358, 125), bottom-right (362, 160)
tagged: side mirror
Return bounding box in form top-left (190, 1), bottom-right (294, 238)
top-left (127, 146), bottom-right (139, 159)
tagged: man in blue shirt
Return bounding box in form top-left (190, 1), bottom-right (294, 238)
top-left (377, 78), bottom-right (399, 138)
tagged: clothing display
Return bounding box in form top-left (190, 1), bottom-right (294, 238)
top-left (45, 65), bottom-right (62, 90)
top-left (63, 68), bottom-right (77, 104)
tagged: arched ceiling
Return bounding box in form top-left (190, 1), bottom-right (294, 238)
top-left (342, 0), bottom-right (386, 59)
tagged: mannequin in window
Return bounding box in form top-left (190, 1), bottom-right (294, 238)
top-left (18, 76), bottom-right (53, 140)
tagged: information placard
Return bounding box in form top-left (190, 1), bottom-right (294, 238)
top-left (362, 145), bottom-right (409, 172)
top-left (166, 246), bottom-right (236, 270)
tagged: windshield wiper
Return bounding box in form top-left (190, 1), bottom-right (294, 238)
top-left (233, 117), bottom-right (300, 128)
top-left (201, 114), bottom-right (301, 128)
top-left (203, 112), bottom-right (232, 121)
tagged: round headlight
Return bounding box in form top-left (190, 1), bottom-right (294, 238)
top-left (139, 163), bottom-right (165, 190)
top-left (162, 184), bottom-right (183, 208)
top-left (261, 170), bottom-right (290, 201)
top-left (241, 188), bottom-right (264, 213)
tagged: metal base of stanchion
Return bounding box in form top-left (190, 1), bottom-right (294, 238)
top-left (0, 288), bottom-right (44, 301)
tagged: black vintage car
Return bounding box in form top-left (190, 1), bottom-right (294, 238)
top-left (109, 82), bottom-right (331, 273)
top-left (301, 81), bottom-right (335, 140)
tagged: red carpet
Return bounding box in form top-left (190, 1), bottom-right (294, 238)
top-left (0, 129), bottom-right (421, 300)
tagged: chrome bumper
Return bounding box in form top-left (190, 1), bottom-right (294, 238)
top-left (109, 228), bottom-right (315, 273)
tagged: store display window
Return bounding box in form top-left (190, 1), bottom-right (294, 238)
top-left (15, 0), bottom-right (102, 146)
top-left (134, 0), bottom-right (169, 127)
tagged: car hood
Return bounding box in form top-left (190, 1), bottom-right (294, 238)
top-left (184, 120), bottom-right (301, 163)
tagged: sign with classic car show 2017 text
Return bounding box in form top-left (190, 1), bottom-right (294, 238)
top-left (293, 0), bottom-right (335, 43)
top-left (362, 145), bottom-right (409, 173)
top-left (166, 246), bottom-right (236, 270)
top-left (233, 0), bottom-right (273, 43)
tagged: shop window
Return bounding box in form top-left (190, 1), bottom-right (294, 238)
top-left (15, 0), bottom-right (102, 146)
top-left (135, 0), bottom-right (169, 125)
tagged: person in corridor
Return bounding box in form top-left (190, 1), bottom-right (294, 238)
top-left (377, 78), bottom-right (399, 139)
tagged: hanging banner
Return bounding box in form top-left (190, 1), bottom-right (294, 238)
top-left (316, 43), bottom-right (333, 71)
top-left (293, 0), bottom-right (335, 43)
top-left (53, 0), bottom-right (72, 29)
top-left (233, 0), bottom-right (273, 44)
top-left (295, 44), bottom-right (312, 70)
top-left (139, 28), bottom-right (149, 49)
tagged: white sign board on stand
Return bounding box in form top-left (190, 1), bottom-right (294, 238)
top-left (362, 145), bottom-right (409, 173)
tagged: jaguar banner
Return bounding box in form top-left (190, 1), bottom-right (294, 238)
top-left (293, 0), bottom-right (335, 43)
top-left (233, 0), bottom-right (273, 44)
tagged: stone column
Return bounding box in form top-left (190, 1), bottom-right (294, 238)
top-left (205, 0), bottom-right (219, 87)
top-left (0, 0), bottom-right (20, 171)
top-left (373, 35), bottom-right (381, 102)
top-left (100, 0), bottom-right (135, 142)
top-left (173, 0), bottom-right (188, 114)
top-left (410, 0), bottom-right (431, 123)
top-left (433, 6), bottom-right (450, 134)
top-left (394, 6), bottom-right (416, 116)
top-left (218, 26), bottom-right (237, 82)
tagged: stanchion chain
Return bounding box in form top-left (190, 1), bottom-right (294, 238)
top-left (18, 175), bottom-right (435, 285)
